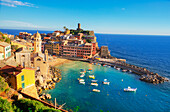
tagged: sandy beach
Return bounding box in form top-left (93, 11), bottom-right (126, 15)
top-left (48, 58), bottom-right (72, 66)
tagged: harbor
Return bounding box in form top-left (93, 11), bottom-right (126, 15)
top-left (44, 61), bottom-right (170, 112)
top-left (60, 56), bottom-right (169, 84)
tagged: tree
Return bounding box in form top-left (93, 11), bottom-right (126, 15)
top-left (85, 39), bottom-right (92, 43)
top-left (5, 38), bottom-right (11, 43)
top-left (0, 97), bottom-right (14, 112)
top-left (0, 76), bottom-right (8, 93)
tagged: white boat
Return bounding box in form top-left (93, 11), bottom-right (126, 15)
top-left (129, 70), bottom-right (132, 73)
top-left (103, 79), bottom-right (110, 85)
top-left (122, 69), bottom-right (127, 72)
top-left (107, 66), bottom-right (111, 68)
top-left (79, 81), bottom-right (85, 85)
top-left (116, 68), bottom-right (120, 70)
top-left (80, 73), bottom-right (85, 77)
top-left (92, 89), bottom-right (100, 92)
top-left (91, 80), bottom-right (98, 82)
top-left (124, 86), bottom-right (137, 92)
top-left (98, 63), bottom-right (101, 66)
top-left (89, 75), bottom-right (95, 79)
top-left (91, 83), bottom-right (98, 86)
top-left (77, 78), bottom-right (85, 82)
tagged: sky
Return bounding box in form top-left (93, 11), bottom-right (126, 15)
top-left (0, 0), bottom-right (170, 35)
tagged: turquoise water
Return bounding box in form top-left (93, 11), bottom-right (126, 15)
top-left (45, 61), bottom-right (170, 112)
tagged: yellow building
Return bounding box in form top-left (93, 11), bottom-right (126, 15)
top-left (0, 65), bottom-right (35, 90)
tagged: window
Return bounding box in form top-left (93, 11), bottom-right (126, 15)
top-left (22, 83), bottom-right (25, 89)
top-left (21, 75), bottom-right (24, 81)
top-left (29, 48), bottom-right (31, 50)
top-left (2, 55), bottom-right (4, 58)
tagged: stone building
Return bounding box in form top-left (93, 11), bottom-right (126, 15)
top-left (16, 48), bottom-right (31, 67)
top-left (100, 46), bottom-right (110, 58)
top-left (34, 30), bottom-right (42, 53)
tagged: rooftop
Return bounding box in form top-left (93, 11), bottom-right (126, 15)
top-left (0, 65), bottom-right (23, 76)
top-left (0, 42), bottom-right (10, 47)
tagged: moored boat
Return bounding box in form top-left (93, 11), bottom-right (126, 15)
top-left (116, 68), bottom-right (120, 70)
top-left (77, 78), bottom-right (85, 82)
top-left (80, 73), bottom-right (85, 77)
top-left (92, 89), bottom-right (100, 92)
top-left (124, 86), bottom-right (137, 92)
top-left (91, 83), bottom-right (98, 86)
top-left (79, 81), bottom-right (85, 85)
top-left (122, 69), bottom-right (127, 72)
top-left (91, 80), bottom-right (98, 82)
top-left (102, 79), bottom-right (110, 85)
top-left (89, 75), bottom-right (95, 79)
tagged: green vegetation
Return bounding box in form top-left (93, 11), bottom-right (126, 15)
top-left (0, 97), bottom-right (14, 112)
top-left (0, 76), bottom-right (8, 93)
top-left (11, 45), bottom-right (19, 51)
top-left (0, 97), bottom-right (62, 112)
top-left (13, 99), bottom-right (62, 112)
top-left (85, 39), bottom-right (92, 43)
top-left (0, 76), bottom-right (62, 112)
top-left (5, 38), bottom-right (11, 43)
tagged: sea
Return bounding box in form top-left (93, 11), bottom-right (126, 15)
top-left (1, 29), bottom-right (170, 112)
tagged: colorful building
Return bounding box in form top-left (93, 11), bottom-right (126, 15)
top-left (0, 42), bottom-right (11, 60)
top-left (0, 65), bottom-right (35, 90)
top-left (44, 41), bottom-right (60, 55)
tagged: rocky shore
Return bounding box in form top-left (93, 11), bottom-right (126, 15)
top-left (36, 66), bottom-right (62, 100)
top-left (107, 61), bottom-right (169, 84)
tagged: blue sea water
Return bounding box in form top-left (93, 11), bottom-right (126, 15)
top-left (1, 29), bottom-right (170, 112)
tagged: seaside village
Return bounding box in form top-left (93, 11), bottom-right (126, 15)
top-left (0, 23), bottom-right (169, 111)
top-left (0, 23), bottom-right (125, 107)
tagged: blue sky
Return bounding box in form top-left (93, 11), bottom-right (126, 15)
top-left (0, 0), bottom-right (170, 35)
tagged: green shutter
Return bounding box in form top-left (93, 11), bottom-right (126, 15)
top-left (21, 75), bottom-right (24, 81)
top-left (22, 83), bottom-right (25, 89)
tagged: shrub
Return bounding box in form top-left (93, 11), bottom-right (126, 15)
top-left (0, 97), bottom-right (13, 112)
top-left (0, 76), bottom-right (8, 93)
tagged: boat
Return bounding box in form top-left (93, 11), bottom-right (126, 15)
top-left (122, 69), bottom-right (127, 72)
top-left (116, 68), bottom-right (120, 70)
top-left (77, 78), bottom-right (85, 82)
top-left (92, 89), bottom-right (100, 92)
top-left (129, 70), bottom-right (132, 73)
top-left (80, 73), bottom-right (85, 77)
top-left (88, 69), bottom-right (92, 71)
top-left (91, 80), bottom-right (98, 82)
top-left (103, 64), bottom-right (107, 67)
top-left (121, 79), bottom-right (123, 81)
top-left (79, 81), bottom-right (85, 85)
top-left (102, 79), bottom-right (110, 85)
top-left (124, 86), bottom-right (137, 92)
top-left (107, 66), bottom-right (111, 68)
top-left (89, 75), bottom-right (95, 79)
top-left (91, 83), bottom-right (98, 86)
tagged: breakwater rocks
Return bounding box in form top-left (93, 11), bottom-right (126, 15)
top-left (92, 60), bottom-right (169, 84)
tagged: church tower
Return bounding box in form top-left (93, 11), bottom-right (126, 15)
top-left (34, 30), bottom-right (42, 53)
top-left (45, 49), bottom-right (48, 62)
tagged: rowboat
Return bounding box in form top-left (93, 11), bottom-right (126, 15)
top-left (77, 78), bottom-right (85, 82)
top-left (80, 73), bottom-right (85, 77)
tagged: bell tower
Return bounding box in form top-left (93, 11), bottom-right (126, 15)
top-left (34, 30), bottom-right (42, 53)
